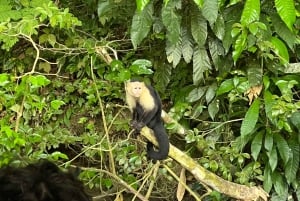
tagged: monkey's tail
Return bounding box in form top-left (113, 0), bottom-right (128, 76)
top-left (146, 123), bottom-right (169, 160)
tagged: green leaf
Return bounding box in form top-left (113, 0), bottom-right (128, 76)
top-left (162, 2), bottom-right (181, 44)
top-left (275, 0), bottom-right (295, 31)
top-left (50, 151), bottom-right (68, 160)
top-left (213, 15), bottom-right (225, 40)
top-left (264, 129), bottom-right (273, 152)
top-left (209, 160), bottom-right (219, 171)
top-left (39, 62), bottom-right (51, 73)
top-left (117, 69), bottom-right (131, 82)
top-left (209, 39), bottom-right (225, 71)
top-left (206, 83), bottom-right (217, 104)
top-left (251, 131), bottom-right (263, 161)
top-left (271, 37), bottom-right (289, 65)
top-left (269, 146), bottom-right (278, 171)
top-left (285, 137), bottom-right (300, 184)
top-left (274, 133), bottom-right (290, 165)
top-left (264, 90), bottom-right (275, 123)
top-left (48, 34), bottom-right (56, 47)
top-left (136, 0), bottom-right (150, 11)
top-left (153, 63), bottom-right (172, 91)
top-left (202, 0), bottom-right (218, 25)
top-left (110, 60), bottom-right (124, 71)
top-left (289, 111), bottom-right (300, 131)
top-left (186, 86), bottom-right (206, 102)
top-left (272, 171), bottom-right (288, 196)
top-left (0, 73), bottom-right (9, 86)
top-left (247, 66), bottom-right (262, 87)
top-left (191, 7), bottom-right (207, 46)
top-left (193, 46), bottom-right (211, 85)
top-left (232, 31), bottom-right (247, 62)
top-left (240, 98), bottom-right (260, 137)
top-left (131, 2), bottom-right (153, 49)
top-left (193, 0), bottom-right (203, 8)
top-left (181, 27), bottom-right (193, 63)
top-left (129, 64), bottom-right (153, 75)
top-left (208, 99), bottom-right (219, 120)
top-left (28, 75), bottom-right (51, 88)
top-left (51, 100), bottom-right (65, 110)
top-left (216, 79), bottom-right (234, 96)
top-left (263, 164), bottom-right (272, 193)
top-left (97, 0), bottom-right (111, 17)
top-left (271, 13), bottom-right (296, 50)
top-left (166, 35), bottom-right (182, 67)
top-left (132, 59), bottom-right (152, 68)
top-left (240, 0), bottom-right (260, 26)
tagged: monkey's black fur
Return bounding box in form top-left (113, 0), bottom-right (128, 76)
top-left (0, 160), bottom-right (91, 201)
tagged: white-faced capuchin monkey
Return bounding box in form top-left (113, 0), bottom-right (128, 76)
top-left (125, 79), bottom-right (169, 160)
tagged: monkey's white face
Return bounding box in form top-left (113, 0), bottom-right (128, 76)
top-left (127, 81), bottom-right (144, 98)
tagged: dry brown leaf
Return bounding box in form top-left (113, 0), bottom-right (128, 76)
top-left (176, 168), bottom-right (187, 201)
top-left (245, 85), bottom-right (263, 105)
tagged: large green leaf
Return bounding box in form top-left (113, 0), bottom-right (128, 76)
top-left (208, 99), bottom-right (219, 120)
top-left (272, 171), bottom-right (288, 196)
top-left (271, 37), bottom-right (289, 65)
top-left (213, 15), bottom-right (225, 40)
top-left (166, 35), bottom-right (182, 67)
top-left (289, 111), bottom-right (300, 131)
top-left (206, 83), bottom-right (217, 104)
top-left (193, 46), bottom-right (211, 85)
top-left (275, 0), bottom-right (296, 31)
top-left (223, 4), bottom-right (243, 53)
top-left (240, 98), bottom-right (260, 137)
top-left (162, 2), bottom-right (181, 45)
top-left (130, 3), bottom-right (153, 49)
top-left (187, 86), bottom-right (206, 102)
top-left (216, 79), bottom-right (234, 96)
top-left (263, 164), bottom-right (272, 193)
top-left (191, 7), bottom-right (207, 46)
top-left (264, 129), bottom-right (273, 152)
top-left (209, 39), bottom-right (225, 71)
top-left (251, 131), bottom-right (263, 161)
top-left (271, 14), bottom-right (296, 50)
top-left (264, 90), bottom-right (275, 123)
top-left (181, 27), bottom-right (193, 63)
top-left (232, 31), bottom-right (247, 63)
top-left (202, 0), bottom-right (218, 26)
top-left (247, 66), bottom-right (262, 87)
top-left (274, 133), bottom-right (290, 165)
top-left (285, 137), bottom-right (300, 184)
top-left (240, 0), bottom-right (260, 26)
top-left (269, 146), bottom-right (278, 172)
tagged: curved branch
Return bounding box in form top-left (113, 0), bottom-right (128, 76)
top-left (140, 127), bottom-right (268, 201)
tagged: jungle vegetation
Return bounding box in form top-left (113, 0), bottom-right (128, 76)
top-left (0, 0), bottom-right (300, 200)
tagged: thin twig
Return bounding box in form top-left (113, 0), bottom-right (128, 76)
top-left (163, 165), bottom-right (202, 201)
top-left (90, 56), bottom-right (116, 175)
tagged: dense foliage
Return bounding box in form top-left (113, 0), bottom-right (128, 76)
top-left (0, 0), bottom-right (300, 200)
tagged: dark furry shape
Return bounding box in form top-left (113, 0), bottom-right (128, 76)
top-left (0, 160), bottom-right (91, 201)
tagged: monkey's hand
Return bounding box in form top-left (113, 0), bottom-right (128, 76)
top-left (130, 120), bottom-right (138, 128)
top-left (134, 122), bottom-right (145, 131)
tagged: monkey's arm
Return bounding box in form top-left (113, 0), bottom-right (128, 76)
top-left (133, 109), bottom-right (158, 132)
top-left (130, 109), bottom-right (139, 127)
top-left (140, 106), bottom-right (159, 125)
